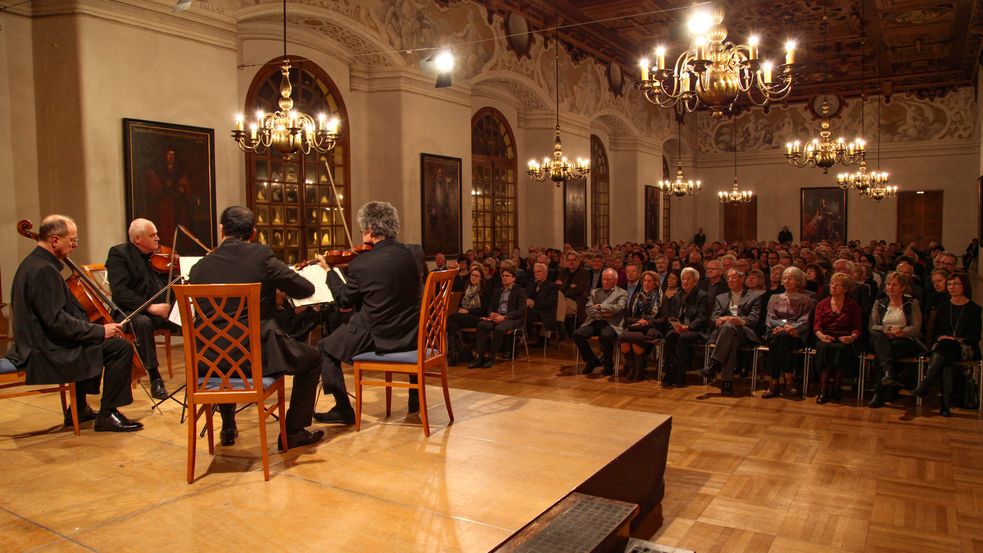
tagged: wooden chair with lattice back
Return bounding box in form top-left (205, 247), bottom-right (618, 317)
top-left (351, 269), bottom-right (457, 437)
top-left (173, 283), bottom-right (287, 483)
top-left (81, 263), bottom-right (174, 379)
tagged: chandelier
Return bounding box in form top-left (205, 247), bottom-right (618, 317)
top-left (528, 23), bottom-right (589, 186)
top-left (786, 1), bottom-right (865, 173)
top-left (659, 115), bottom-right (701, 198)
top-left (719, 115), bottom-right (753, 204)
top-left (858, 96), bottom-right (897, 202)
top-left (638, 5), bottom-right (798, 119)
top-left (860, 182), bottom-right (897, 202)
top-left (231, 0), bottom-right (340, 161)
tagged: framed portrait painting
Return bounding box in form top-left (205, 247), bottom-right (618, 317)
top-left (123, 119), bottom-right (216, 249)
top-left (420, 153), bottom-right (462, 257)
top-left (564, 177), bottom-right (587, 249)
top-left (801, 187), bottom-right (847, 243)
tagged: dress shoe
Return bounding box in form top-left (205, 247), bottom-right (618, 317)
top-left (660, 379), bottom-right (674, 388)
top-left (701, 359), bottom-right (720, 381)
top-left (94, 410), bottom-right (144, 432)
top-left (480, 357), bottom-right (495, 368)
top-left (64, 404), bottom-right (96, 427)
top-left (581, 359), bottom-right (600, 375)
top-left (150, 378), bottom-right (169, 400)
top-left (867, 393), bottom-right (886, 408)
top-left (278, 428), bottom-right (325, 451)
top-left (880, 370), bottom-right (897, 386)
top-left (912, 381), bottom-right (930, 398)
top-left (762, 383), bottom-right (781, 399)
top-left (408, 396), bottom-right (420, 414)
top-left (467, 356), bottom-right (486, 369)
top-left (313, 406), bottom-right (356, 425)
top-left (939, 403), bottom-right (951, 417)
top-left (220, 426), bottom-right (238, 446)
top-left (816, 390), bottom-right (828, 404)
top-left (721, 381), bottom-right (733, 396)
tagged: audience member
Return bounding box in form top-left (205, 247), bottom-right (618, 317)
top-left (573, 269), bottom-right (627, 376)
top-left (703, 268), bottom-right (764, 396)
top-left (618, 270), bottom-right (663, 381)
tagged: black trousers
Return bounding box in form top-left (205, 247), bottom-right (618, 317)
top-left (448, 312), bottom-right (482, 356)
top-left (573, 321), bottom-right (618, 367)
top-left (125, 313), bottom-right (177, 378)
top-left (475, 318), bottom-right (523, 358)
top-left (765, 333), bottom-right (805, 379)
top-left (526, 308), bottom-right (557, 335)
top-left (662, 330), bottom-right (703, 384)
top-left (75, 337), bottom-right (134, 412)
top-left (711, 323), bottom-right (753, 382)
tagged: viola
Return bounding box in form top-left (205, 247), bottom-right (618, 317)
top-left (17, 219), bottom-right (148, 384)
top-left (150, 245), bottom-right (180, 274)
top-left (295, 242), bottom-right (373, 269)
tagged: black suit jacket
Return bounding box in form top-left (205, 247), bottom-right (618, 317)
top-left (6, 247), bottom-right (105, 384)
top-left (526, 279), bottom-right (558, 317)
top-left (709, 289), bottom-right (764, 342)
top-left (326, 238), bottom-right (421, 354)
top-left (106, 241), bottom-right (166, 313)
top-left (660, 287), bottom-right (709, 338)
top-left (484, 284), bottom-right (527, 320)
top-left (189, 238), bottom-right (314, 376)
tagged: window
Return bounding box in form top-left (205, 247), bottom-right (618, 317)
top-left (590, 135), bottom-right (610, 245)
top-left (244, 56), bottom-right (350, 265)
top-left (471, 108), bottom-right (517, 252)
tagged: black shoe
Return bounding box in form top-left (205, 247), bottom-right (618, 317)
top-left (220, 426), bottom-right (238, 446)
top-left (278, 428), bottom-right (325, 451)
top-left (480, 357), bottom-right (495, 368)
top-left (94, 410), bottom-right (143, 432)
top-left (501, 351), bottom-right (513, 360)
top-left (830, 385), bottom-right (843, 402)
top-left (468, 356), bottom-right (486, 369)
top-left (868, 393), bottom-right (886, 408)
top-left (408, 397), bottom-right (420, 414)
top-left (702, 359), bottom-right (720, 380)
top-left (581, 359), bottom-right (600, 375)
top-left (940, 403), bottom-right (951, 417)
top-left (816, 390), bottom-right (828, 404)
top-left (313, 406), bottom-right (356, 425)
top-left (602, 364), bottom-right (614, 376)
top-left (912, 381), bottom-right (929, 398)
top-left (448, 351), bottom-right (460, 366)
top-left (721, 381), bottom-right (733, 396)
top-left (880, 369), bottom-right (898, 386)
top-left (150, 378), bottom-right (169, 400)
top-left (64, 404), bottom-right (96, 427)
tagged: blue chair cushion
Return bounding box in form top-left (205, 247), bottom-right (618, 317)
top-left (198, 376), bottom-right (276, 391)
top-left (0, 357), bottom-right (16, 374)
top-left (352, 348), bottom-right (439, 365)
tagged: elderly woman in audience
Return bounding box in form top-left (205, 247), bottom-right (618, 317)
top-left (618, 270), bottom-right (663, 380)
top-left (813, 273), bottom-right (862, 404)
top-left (762, 267), bottom-right (815, 398)
top-left (913, 272), bottom-right (981, 416)
top-left (867, 271), bottom-right (925, 408)
top-left (447, 264), bottom-right (489, 365)
top-left (659, 267), bottom-right (708, 388)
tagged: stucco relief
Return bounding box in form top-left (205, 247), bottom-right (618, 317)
top-left (697, 88), bottom-right (977, 153)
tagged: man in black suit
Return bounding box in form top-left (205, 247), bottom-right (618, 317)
top-left (525, 262), bottom-right (558, 347)
top-left (702, 269), bottom-right (764, 396)
top-left (105, 218), bottom-right (175, 400)
top-left (315, 201), bottom-right (422, 423)
top-left (470, 266), bottom-right (527, 367)
top-left (7, 215), bottom-right (142, 432)
top-left (189, 206), bottom-right (323, 449)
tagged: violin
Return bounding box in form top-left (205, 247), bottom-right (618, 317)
top-left (295, 242), bottom-right (373, 269)
top-left (150, 245), bottom-right (180, 274)
top-left (17, 219), bottom-right (149, 384)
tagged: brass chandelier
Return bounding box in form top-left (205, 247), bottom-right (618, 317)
top-left (659, 115), bottom-right (701, 198)
top-left (528, 23), bottom-right (589, 186)
top-left (231, 0), bottom-right (340, 161)
top-left (719, 115), bottom-right (753, 204)
top-left (638, 5), bottom-right (799, 119)
top-left (786, 1), bottom-right (865, 173)
top-left (859, 97), bottom-right (897, 202)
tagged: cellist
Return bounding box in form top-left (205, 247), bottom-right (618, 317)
top-left (105, 218), bottom-right (177, 400)
top-left (6, 215), bottom-right (143, 432)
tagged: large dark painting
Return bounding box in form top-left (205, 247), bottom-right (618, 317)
top-left (124, 119), bottom-right (216, 248)
top-left (421, 153), bottom-right (462, 257)
top-left (564, 177), bottom-right (587, 248)
top-left (801, 187), bottom-right (847, 243)
top-left (645, 185), bottom-right (660, 242)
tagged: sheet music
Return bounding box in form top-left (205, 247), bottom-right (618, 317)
top-left (166, 256), bottom-right (205, 326)
top-left (167, 302), bottom-right (185, 327)
top-left (291, 266), bottom-right (346, 307)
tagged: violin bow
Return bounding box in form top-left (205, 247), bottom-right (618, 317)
top-left (322, 157), bottom-right (355, 248)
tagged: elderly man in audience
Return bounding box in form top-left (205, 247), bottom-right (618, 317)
top-left (660, 267), bottom-right (709, 388)
top-left (556, 251), bottom-right (590, 329)
top-left (894, 260), bottom-right (924, 301)
top-left (703, 268), bottom-right (764, 396)
top-left (701, 259), bottom-right (729, 305)
top-left (573, 268), bottom-right (627, 377)
top-left (525, 262), bottom-right (558, 347)
top-left (762, 266), bottom-right (815, 399)
top-left (813, 272), bottom-right (863, 404)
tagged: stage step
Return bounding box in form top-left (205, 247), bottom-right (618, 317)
top-left (495, 492), bottom-right (638, 553)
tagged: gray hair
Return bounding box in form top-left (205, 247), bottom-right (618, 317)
top-left (128, 218), bottom-right (155, 241)
top-left (38, 214), bottom-right (74, 240)
top-left (533, 262), bottom-right (547, 272)
top-left (681, 267), bottom-right (700, 280)
top-left (356, 201), bottom-right (400, 239)
top-left (782, 266), bottom-right (807, 289)
top-left (602, 268), bottom-right (618, 279)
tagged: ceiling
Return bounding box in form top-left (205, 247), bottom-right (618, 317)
top-left (473, 0), bottom-right (983, 103)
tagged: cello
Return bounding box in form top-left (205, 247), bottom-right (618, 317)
top-left (17, 220), bottom-right (149, 384)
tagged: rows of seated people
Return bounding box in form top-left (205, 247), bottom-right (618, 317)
top-left (436, 239), bottom-right (981, 417)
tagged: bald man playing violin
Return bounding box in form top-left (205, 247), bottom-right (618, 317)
top-left (105, 218), bottom-right (176, 399)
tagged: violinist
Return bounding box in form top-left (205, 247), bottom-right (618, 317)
top-left (6, 215), bottom-right (143, 432)
top-left (105, 218), bottom-right (176, 399)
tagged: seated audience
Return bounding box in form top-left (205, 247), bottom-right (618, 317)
top-left (470, 267), bottom-right (526, 368)
top-left (659, 267), bottom-right (708, 388)
top-left (867, 271), bottom-right (925, 408)
top-left (703, 268), bottom-right (764, 396)
top-left (448, 265), bottom-right (488, 365)
top-left (618, 270), bottom-right (663, 381)
top-left (556, 251), bottom-right (590, 327)
top-left (762, 267), bottom-right (815, 399)
top-left (813, 273), bottom-right (862, 404)
top-left (525, 262), bottom-right (558, 347)
top-left (573, 269), bottom-right (627, 376)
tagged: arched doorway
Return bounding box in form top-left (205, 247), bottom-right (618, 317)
top-left (471, 107), bottom-right (518, 252)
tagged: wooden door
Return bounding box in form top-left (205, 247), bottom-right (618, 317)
top-left (723, 197), bottom-right (757, 242)
top-left (897, 191), bottom-right (943, 245)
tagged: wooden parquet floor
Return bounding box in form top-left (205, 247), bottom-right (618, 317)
top-left (445, 344), bottom-right (983, 553)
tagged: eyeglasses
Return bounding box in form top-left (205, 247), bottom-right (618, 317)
top-left (56, 235), bottom-right (79, 246)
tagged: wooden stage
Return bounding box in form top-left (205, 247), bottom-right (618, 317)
top-left (0, 379), bottom-right (670, 552)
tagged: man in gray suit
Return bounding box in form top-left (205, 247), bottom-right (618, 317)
top-left (702, 268), bottom-right (764, 396)
top-left (572, 269), bottom-right (627, 376)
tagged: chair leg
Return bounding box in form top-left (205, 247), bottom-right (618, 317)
top-left (66, 382), bottom-right (80, 436)
top-left (751, 348), bottom-right (759, 396)
top-left (277, 384), bottom-right (287, 450)
top-left (418, 370), bottom-right (430, 437)
top-left (187, 403), bottom-right (199, 484)
top-left (354, 364), bottom-right (363, 432)
top-left (257, 401), bottom-right (271, 481)
top-left (916, 358), bottom-right (925, 407)
top-left (164, 334), bottom-right (173, 379)
top-left (204, 405), bottom-right (216, 455)
top-left (857, 356), bottom-right (866, 406)
top-left (385, 372), bottom-right (392, 417)
top-left (802, 351), bottom-right (811, 399)
top-left (440, 360), bottom-right (454, 423)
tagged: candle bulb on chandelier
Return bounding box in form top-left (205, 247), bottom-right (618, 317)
top-left (327, 117), bottom-right (340, 135)
top-left (639, 58), bottom-right (649, 82)
top-left (762, 61), bottom-right (773, 84)
top-left (748, 36), bottom-right (759, 60)
top-left (235, 114), bottom-right (244, 132)
top-left (317, 113), bottom-right (326, 131)
top-left (655, 46), bottom-right (666, 70)
top-left (249, 123), bottom-right (258, 141)
top-left (784, 41), bottom-right (796, 65)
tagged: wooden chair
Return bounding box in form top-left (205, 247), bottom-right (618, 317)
top-left (351, 269), bottom-right (456, 437)
top-left (173, 283), bottom-right (287, 483)
top-left (0, 358), bottom-right (80, 436)
top-left (82, 263), bottom-right (174, 378)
